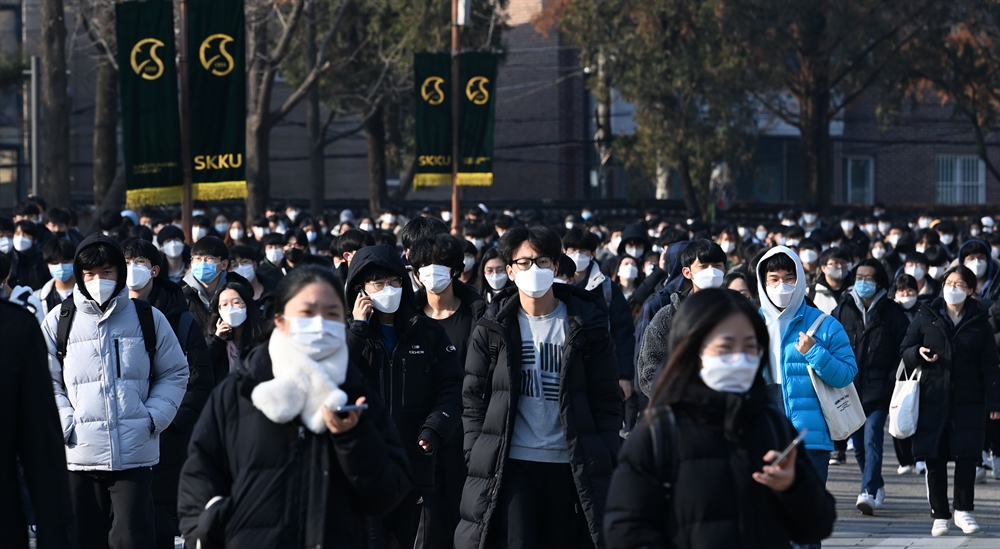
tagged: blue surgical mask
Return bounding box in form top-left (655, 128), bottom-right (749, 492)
top-left (855, 280), bottom-right (877, 299)
top-left (192, 261), bottom-right (219, 284)
top-left (49, 262), bottom-right (74, 282)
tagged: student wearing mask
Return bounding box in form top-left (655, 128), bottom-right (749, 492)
top-left (257, 233), bottom-right (288, 280)
top-left (181, 236), bottom-right (250, 331)
top-left (808, 248), bottom-right (852, 314)
top-left (840, 212), bottom-right (870, 252)
top-left (227, 244), bottom-right (278, 322)
top-left (934, 220), bottom-right (959, 259)
top-left (475, 247), bottom-right (512, 304)
top-left (884, 228), bottom-right (914, 275)
top-left (611, 254), bottom-right (643, 306)
top-left (34, 237), bottom-right (77, 318)
top-left (891, 273), bottom-right (924, 476)
top-left (205, 281), bottom-right (261, 382)
top-left (900, 251), bottom-right (940, 304)
top-left (604, 289), bottom-right (836, 549)
top-left (956, 239), bottom-right (999, 305)
top-left (344, 245), bottom-right (463, 549)
top-left (900, 265), bottom-right (1000, 536)
top-left (10, 219), bottom-right (50, 290)
top-left (222, 219), bottom-right (249, 247)
top-left (716, 225), bottom-right (743, 269)
top-left (797, 239), bottom-right (823, 282)
top-left (156, 225), bottom-right (190, 284)
top-left (832, 260), bottom-right (910, 515)
top-left (282, 229), bottom-right (311, 271)
top-left (637, 240), bottom-right (727, 397)
top-left (618, 224), bottom-right (652, 260)
top-left (460, 240), bottom-right (480, 286)
top-left (457, 225), bottom-right (621, 549)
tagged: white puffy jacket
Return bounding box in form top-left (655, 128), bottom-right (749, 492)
top-left (42, 288), bottom-right (188, 471)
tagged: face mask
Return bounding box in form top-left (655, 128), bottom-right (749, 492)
top-left (221, 305), bottom-right (247, 327)
top-left (192, 209), bottom-right (206, 217)
top-left (581, 212), bottom-right (592, 220)
top-left (618, 264), bottom-right (639, 281)
top-left (359, 223), bottom-right (374, 232)
top-left (252, 227), bottom-right (269, 240)
top-left (234, 263), bottom-right (256, 282)
top-left (163, 240), bottom-right (184, 259)
top-left (652, 245), bottom-right (663, 254)
top-left (275, 223), bottom-right (288, 235)
top-left (904, 265), bottom-right (925, 282)
top-left (943, 286), bottom-right (967, 306)
top-left (786, 239), bottom-right (800, 248)
top-left (720, 241), bottom-right (735, 254)
top-left (825, 267), bottom-right (844, 281)
top-left (265, 248), bottom-right (285, 264)
top-left (126, 264), bottom-right (152, 290)
top-left (471, 239), bottom-right (485, 251)
top-left (777, 237), bottom-right (787, 246)
top-left (915, 245), bottom-right (926, 254)
top-left (918, 219), bottom-right (931, 229)
top-left (230, 228), bottom-right (245, 241)
top-left (285, 316), bottom-right (345, 360)
top-left (864, 224), bottom-right (877, 235)
top-left (699, 353), bottom-right (761, 393)
top-left (285, 247), bottom-right (305, 264)
top-left (803, 213), bottom-right (817, 224)
top-left (463, 257), bottom-right (476, 273)
top-left (896, 295), bottom-right (917, 310)
top-left (418, 264), bottom-right (453, 295)
top-left (799, 249), bottom-right (818, 264)
top-left (755, 230), bottom-right (768, 241)
top-left (565, 222), bottom-right (575, 230)
top-left (766, 282), bottom-right (796, 309)
top-left (369, 285), bottom-right (402, 313)
top-left (486, 272), bottom-right (509, 290)
top-left (781, 219), bottom-right (795, 227)
top-left (966, 259), bottom-right (987, 277)
top-left (841, 220), bottom-right (855, 232)
top-left (513, 264), bottom-right (555, 299)
top-left (970, 229), bottom-right (981, 237)
top-left (192, 261), bottom-right (219, 284)
top-left (737, 227), bottom-right (748, 239)
top-left (898, 253), bottom-right (907, 262)
top-left (855, 280), bottom-right (877, 299)
top-left (85, 278), bottom-right (118, 305)
top-left (0, 236), bottom-right (10, 254)
top-left (306, 231), bottom-right (317, 243)
top-left (568, 253), bottom-right (591, 272)
top-left (609, 237), bottom-right (621, 254)
top-left (692, 267), bottom-right (724, 290)
top-left (441, 211), bottom-right (452, 223)
top-left (192, 227), bottom-right (208, 241)
top-left (871, 247), bottom-right (886, 259)
top-left (993, 248), bottom-right (1000, 260)
top-left (12, 235), bottom-right (32, 252)
top-left (644, 264), bottom-right (655, 276)
top-left (888, 234), bottom-right (901, 246)
top-left (625, 246), bottom-right (644, 258)
top-left (287, 210), bottom-right (300, 223)
top-left (49, 263), bottom-right (74, 282)
top-left (928, 266), bottom-right (946, 280)
top-left (939, 234), bottom-right (954, 245)
top-left (215, 223), bottom-right (229, 234)
top-left (878, 222), bottom-right (892, 233)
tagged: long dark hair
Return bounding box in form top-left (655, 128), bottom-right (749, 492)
top-left (207, 281), bottom-right (261, 348)
top-left (648, 288), bottom-right (770, 409)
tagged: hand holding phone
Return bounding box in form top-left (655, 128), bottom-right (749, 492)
top-left (354, 290), bottom-right (373, 321)
top-left (919, 347), bottom-right (939, 363)
top-left (752, 429), bottom-right (806, 493)
top-left (767, 429), bottom-right (807, 467)
top-left (323, 397), bottom-right (367, 434)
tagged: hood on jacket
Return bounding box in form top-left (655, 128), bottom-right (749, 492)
top-left (344, 245), bottom-right (414, 312)
top-left (617, 224), bottom-right (652, 255)
top-left (662, 240), bottom-right (693, 295)
top-left (756, 246), bottom-right (808, 318)
top-left (73, 233), bottom-right (127, 303)
top-left (958, 238), bottom-right (998, 290)
top-left (149, 277), bottom-right (191, 321)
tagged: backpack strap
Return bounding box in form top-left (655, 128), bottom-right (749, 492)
top-left (131, 298), bottom-right (157, 377)
top-left (55, 298), bottom-right (77, 367)
top-left (648, 406), bottom-right (678, 500)
top-left (176, 311), bottom-right (194, 354)
top-left (806, 313), bottom-right (828, 338)
top-left (602, 277), bottom-right (613, 309)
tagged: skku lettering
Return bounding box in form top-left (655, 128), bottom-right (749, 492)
top-left (194, 154), bottom-right (243, 170)
top-left (418, 155), bottom-right (451, 167)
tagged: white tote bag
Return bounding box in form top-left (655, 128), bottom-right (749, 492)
top-left (805, 314), bottom-right (867, 441)
top-left (888, 362), bottom-right (920, 439)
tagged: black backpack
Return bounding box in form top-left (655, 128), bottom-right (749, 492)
top-left (55, 297), bottom-right (157, 385)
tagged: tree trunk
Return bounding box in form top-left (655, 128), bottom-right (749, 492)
top-left (93, 52), bottom-right (118, 208)
top-left (595, 50), bottom-right (613, 199)
top-left (795, 12), bottom-right (832, 211)
top-left (39, 0), bottom-right (70, 207)
top-left (654, 160), bottom-right (670, 200)
top-left (365, 103), bottom-right (387, 215)
top-left (305, 2), bottom-right (325, 216)
top-left (87, 167), bottom-right (127, 234)
top-left (678, 154), bottom-right (701, 219)
top-left (246, 114), bottom-right (270, 219)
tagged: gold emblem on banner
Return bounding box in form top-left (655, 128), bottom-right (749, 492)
top-left (420, 77), bottom-right (446, 105)
top-left (465, 76), bottom-right (490, 105)
top-left (130, 38), bottom-right (165, 80)
top-left (199, 34), bottom-right (235, 76)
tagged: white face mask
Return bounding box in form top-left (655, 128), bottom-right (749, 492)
top-left (359, 223), bottom-right (374, 232)
top-left (618, 264), bottom-right (639, 281)
top-left (418, 264), bottom-right (453, 295)
top-left (825, 267), bottom-right (844, 281)
top-left (970, 229), bottom-right (981, 237)
top-left (719, 241), bottom-right (735, 254)
top-left (609, 237), bottom-right (622, 255)
top-left (230, 228), bottom-right (245, 241)
top-left (755, 230), bottom-right (768, 241)
top-left (126, 264), bottom-right (152, 291)
top-left (265, 248), bottom-right (285, 264)
top-left (904, 265), bottom-right (925, 282)
top-left (306, 231), bottom-right (317, 243)
top-left (12, 235), bottom-right (33, 252)
top-left (644, 264), bottom-right (655, 276)
top-left (285, 316), bottom-right (345, 360)
top-left (799, 249), bottom-right (818, 264)
top-left (917, 218), bottom-right (931, 229)
top-left (441, 211), bottom-right (452, 222)
top-left (568, 252), bottom-right (591, 272)
top-left (163, 240), bottom-right (184, 259)
top-left (928, 266), bottom-right (946, 280)
top-left (513, 264), bottom-right (555, 299)
top-left (192, 227), bottom-right (208, 242)
top-left (221, 305), bottom-right (248, 327)
top-left (878, 222), bottom-right (892, 234)
top-left (234, 263), bottom-right (256, 282)
top-left (85, 278), bottom-right (118, 305)
top-left (699, 353), bottom-right (761, 393)
top-left (287, 210), bottom-right (300, 223)
top-left (841, 220), bottom-right (855, 232)
top-left (896, 295), bottom-right (917, 310)
top-left (786, 239), bottom-right (800, 248)
top-left (871, 247), bottom-right (886, 260)
top-left (486, 272), bottom-right (510, 290)
top-left (915, 245), bottom-right (926, 254)
top-left (463, 257), bottom-right (476, 273)
top-left (939, 234), bottom-right (954, 245)
top-left (888, 234), bottom-right (901, 246)
top-left (0, 236), bottom-right (10, 254)
top-left (625, 246), bottom-right (644, 259)
top-left (369, 285), bottom-right (402, 313)
top-left (965, 259), bottom-right (987, 278)
top-left (252, 227), bottom-right (270, 240)
top-left (943, 286), bottom-right (968, 306)
top-left (803, 213), bottom-right (818, 224)
top-left (766, 282), bottom-right (796, 309)
top-left (692, 267), bottom-right (724, 290)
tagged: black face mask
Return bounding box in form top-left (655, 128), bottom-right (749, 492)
top-left (286, 247), bottom-right (305, 264)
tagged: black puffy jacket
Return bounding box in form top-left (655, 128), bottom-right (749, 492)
top-left (831, 290), bottom-right (910, 414)
top-left (456, 284), bottom-right (621, 549)
top-left (604, 385), bottom-right (836, 549)
top-left (177, 340), bottom-right (411, 549)
top-left (901, 298), bottom-right (1000, 460)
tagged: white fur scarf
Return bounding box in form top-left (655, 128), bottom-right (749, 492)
top-left (251, 328), bottom-right (350, 433)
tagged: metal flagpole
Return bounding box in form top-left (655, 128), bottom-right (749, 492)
top-left (450, 0), bottom-right (460, 234)
top-left (178, 0), bottom-right (194, 239)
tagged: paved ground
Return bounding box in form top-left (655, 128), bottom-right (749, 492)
top-left (824, 435), bottom-right (999, 548)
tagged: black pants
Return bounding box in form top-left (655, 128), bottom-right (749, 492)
top-left (490, 459), bottom-right (590, 549)
top-left (925, 428), bottom-right (976, 520)
top-left (68, 467), bottom-right (155, 549)
top-left (415, 440), bottom-right (465, 549)
top-left (894, 436), bottom-right (915, 467)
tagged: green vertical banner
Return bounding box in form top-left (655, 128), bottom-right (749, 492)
top-left (117, 0), bottom-right (182, 208)
top-left (413, 52), bottom-right (497, 188)
top-left (187, 0), bottom-right (247, 200)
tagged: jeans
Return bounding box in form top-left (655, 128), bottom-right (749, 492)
top-left (792, 450), bottom-right (831, 549)
top-left (850, 408), bottom-right (888, 495)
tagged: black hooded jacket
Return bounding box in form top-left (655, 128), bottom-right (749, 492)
top-left (74, 233), bottom-right (128, 301)
top-left (344, 245), bottom-right (464, 492)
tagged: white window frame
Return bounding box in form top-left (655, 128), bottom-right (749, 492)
top-left (843, 156), bottom-right (874, 205)
top-left (936, 155), bottom-right (985, 204)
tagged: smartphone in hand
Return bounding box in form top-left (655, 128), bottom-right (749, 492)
top-left (766, 429), bottom-right (808, 467)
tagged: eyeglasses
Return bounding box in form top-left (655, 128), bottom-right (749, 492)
top-left (944, 282), bottom-right (970, 291)
top-left (511, 257), bottom-right (554, 271)
top-left (126, 256), bottom-right (152, 268)
top-left (191, 256), bottom-right (221, 265)
top-left (365, 277), bottom-right (404, 292)
top-left (855, 274), bottom-right (876, 283)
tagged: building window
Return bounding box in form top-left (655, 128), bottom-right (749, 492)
top-left (936, 155), bottom-right (985, 204)
top-left (842, 156), bottom-right (873, 204)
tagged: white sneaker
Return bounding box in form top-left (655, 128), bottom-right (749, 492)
top-left (931, 518), bottom-right (950, 536)
top-left (954, 511), bottom-right (980, 534)
top-left (856, 492), bottom-right (875, 515)
top-left (874, 487), bottom-right (885, 509)
top-left (915, 461), bottom-right (927, 474)
top-left (975, 467), bottom-right (987, 484)
top-left (897, 465), bottom-right (914, 474)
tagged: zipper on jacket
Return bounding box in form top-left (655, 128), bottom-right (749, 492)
top-left (114, 339), bottom-right (122, 378)
top-left (401, 358), bottom-right (407, 408)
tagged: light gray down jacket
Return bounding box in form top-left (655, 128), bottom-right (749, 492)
top-left (42, 288), bottom-right (189, 471)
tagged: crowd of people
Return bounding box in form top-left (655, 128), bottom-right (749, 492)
top-left (2, 196), bottom-right (999, 549)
